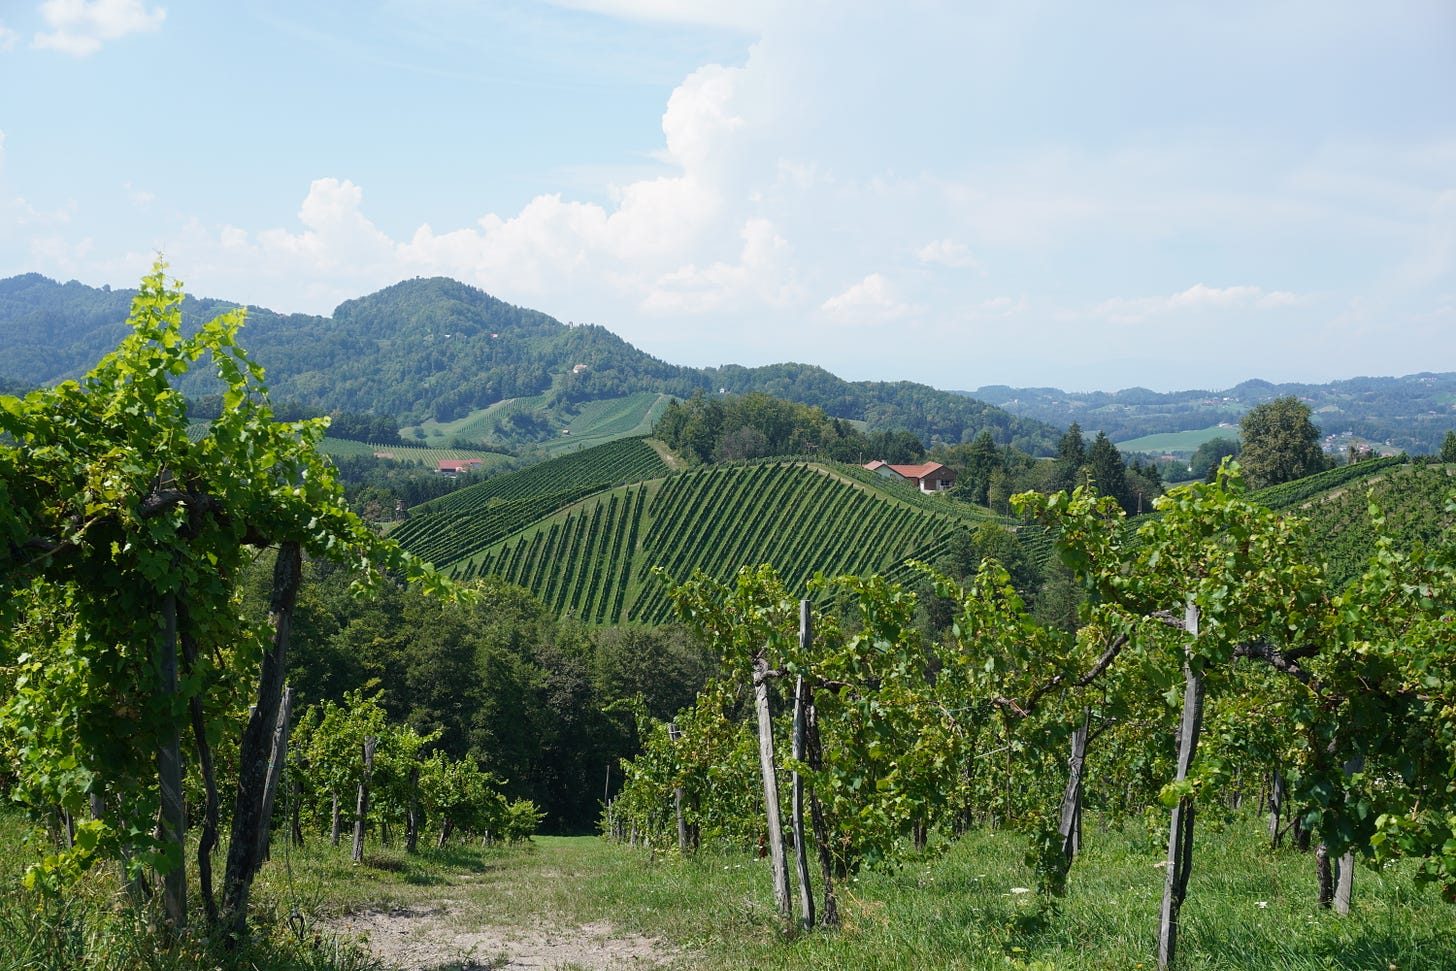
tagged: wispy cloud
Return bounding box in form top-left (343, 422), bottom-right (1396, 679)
top-left (1095, 284), bottom-right (1303, 325)
top-left (33, 0), bottom-right (165, 57)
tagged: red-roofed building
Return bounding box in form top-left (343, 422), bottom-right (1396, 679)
top-left (437, 458), bottom-right (483, 477)
top-left (863, 460), bottom-right (957, 493)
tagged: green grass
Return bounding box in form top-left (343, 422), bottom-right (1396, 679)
top-left (316, 437), bottom-right (512, 471)
top-left (539, 393), bottom-right (674, 455)
top-left (523, 823), bottom-right (1455, 971)
top-left (400, 392), bottom-right (671, 452)
top-left (1116, 426), bottom-right (1239, 455)
top-left (0, 810), bottom-right (376, 971)
top-left (5, 809), bottom-right (1452, 970)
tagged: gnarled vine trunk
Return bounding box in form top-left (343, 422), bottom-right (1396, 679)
top-left (221, 542), bottom-right (301, 942)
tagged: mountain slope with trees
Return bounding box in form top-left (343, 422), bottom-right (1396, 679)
top-left (0, 273), bottom-right (1061, 455)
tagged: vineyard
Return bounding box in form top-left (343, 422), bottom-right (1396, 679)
top-left (405, 436), bottom-right (671, 517)
top-left (607, 467), bottom-right (1456, 971)
top-left (401, 391), bottom-right (671, 454)
top-left (442, 459), bottom-right (999, 624)
top-left (539, 392), bottom-right (674, 455)
top-left (388, 436), bottom-right (673, 572)
top-left (318, 437), bottom-right (511, 470)
top-left (1293, 459), bottom-right (1455, 587)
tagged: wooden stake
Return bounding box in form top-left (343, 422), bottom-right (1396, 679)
top-left (754, 651), bottom-right (792, 918)
top-left (157, 591), bottom-right (187, 933)
top-left (1158, 602), bottom-right (1206, 971)
top-left (791, 601), bottom-right (816, 930)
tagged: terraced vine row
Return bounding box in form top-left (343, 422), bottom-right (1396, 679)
top-left (452, 461), bottom-right (977, 625)
top-left (392, 436), bottom-right (670, 568)
top-left (390, 484), bottom-right (603, 567)
top-left (1296, 461), bottom-right (1454, 589)
top-left (1252, 455), bottom-right (1409, 509)
top-left (459, 482), bottom-right (655, 623)
top-left (416, 436), bottom-right (669, 517)
top-left (628, 462), bottom-right (967, 624)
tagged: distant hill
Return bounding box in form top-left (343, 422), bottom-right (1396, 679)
top-left (967, 377), bottom-right (1456, 455)
top-left (0, 273), bottom-right (1060, 455)
top-left (390, 437), bottom-right (998, 624)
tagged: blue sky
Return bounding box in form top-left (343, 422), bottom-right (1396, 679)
top-left (1, 1), bottom-right (1452, 393)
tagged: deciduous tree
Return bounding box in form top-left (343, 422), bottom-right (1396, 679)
top-left (1238, 397), bottom-right (1329, 488)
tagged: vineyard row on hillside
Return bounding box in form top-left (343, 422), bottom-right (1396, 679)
top-left (454, 461), bottom-right (974, 625)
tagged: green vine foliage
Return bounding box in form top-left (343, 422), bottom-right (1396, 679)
top-left (1023, 464), bottom-right (1456, 901)
top-left (613, 464), bottom-right (1456, 927)
top-left (0, 261), bottom-right (441, 902)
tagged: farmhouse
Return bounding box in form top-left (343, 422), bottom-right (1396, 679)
top-left (437, 458), bottom-right (483, 477)
top-left (863, 460), bottom-right (958, 493)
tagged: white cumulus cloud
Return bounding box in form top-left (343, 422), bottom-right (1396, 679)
top-left (820, 272), bottom-right (918, 323)
top-left (641, 217), bottom-right (797, 314)
top-left (33, 0), bottom-right (165, 57)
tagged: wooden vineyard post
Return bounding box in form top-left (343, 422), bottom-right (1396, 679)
top-left (255, 686), bottom-right (293, 866)
top-left (791, 600), bottom-right (816, 930)
top-left (1267, 770), bottom-right (1285, 848)
top-left (1058, 708), bottom-right (1090, 863)
top-left (406, 764), bottom-right (421, 854)
top-left (753, 650), bottom-right (792, 919)
top-left (157, 591), bottom-right (187, 933)
top-left (1334, 752), bottom-right (1363, 914)
top-left (670, 722), bottom-right (689, 855)
top-left (806, 698), bottom-right (839, 926)
top-left (1158, 601), bottom-right (1206, 971)
top-left (353, 735), bottom-right (377, 864)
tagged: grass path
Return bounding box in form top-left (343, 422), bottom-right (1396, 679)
top-left (306, 825), bottom-right (1456, 971)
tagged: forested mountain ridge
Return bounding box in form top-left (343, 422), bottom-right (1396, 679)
top-left (0, 272), bottom-right (1059, 454)
top-left (969, 375), bottom-right (1456, 454)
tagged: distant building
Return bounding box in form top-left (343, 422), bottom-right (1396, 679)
top-left (863, 460), bottom-right (958, 493)
top-left (437, 458), bottom-right (483, 477)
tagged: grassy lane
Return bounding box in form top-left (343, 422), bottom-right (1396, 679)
top-left (4, 812), bottom-right (1451, 970)
top-left (299, 821), bottom-right (1454, 971)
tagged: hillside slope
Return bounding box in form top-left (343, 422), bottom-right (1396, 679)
top-left (392, 443), bottom-right (998, 625)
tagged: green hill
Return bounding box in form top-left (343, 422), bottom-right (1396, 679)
top-left (971, 377), bottom-right (1456, 455)
top-left (387, 436), bottom-right (1448, 627)
top-left (0, 273), bottom-right (1061, 456)
top-left (393, 441), bottom-right (998, 625)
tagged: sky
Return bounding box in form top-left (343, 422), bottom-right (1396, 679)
top-left (1, 1), bottom-right (1453, 393)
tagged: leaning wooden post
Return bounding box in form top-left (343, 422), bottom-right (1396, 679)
top-left (791, 600), bottom-right (816, 930)
top-left (255, 686), bottom-right (292, 865)
top-left (1158, 601), bottom-right (1206, 971)
top-left (753, 648), bottom-right (792, 918)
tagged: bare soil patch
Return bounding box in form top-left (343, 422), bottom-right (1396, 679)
top-left (332, 901), bottom-right (677, 971)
